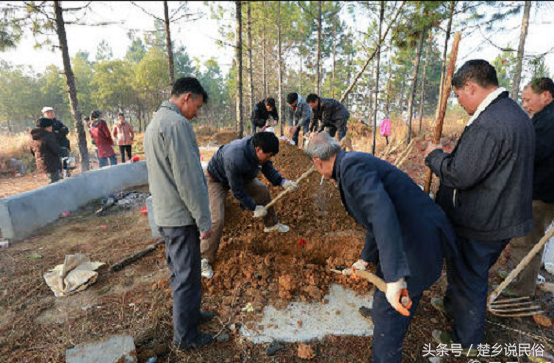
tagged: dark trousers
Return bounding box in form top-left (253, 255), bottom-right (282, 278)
top-left (323, 124), bottom-right (348, 141)
top-left (444, 236), bottom-right (509, 347)
top-left (119, 145), bottom-right (132, 163)
top-left (372, 289), bottom-right (422, 363)
top-left (291, 120), bottom-right (310, 146)
top-left (159, 225), bottom-right (202, 345)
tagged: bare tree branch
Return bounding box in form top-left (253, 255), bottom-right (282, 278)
top-left (61, 1), bottom-right (92, 12)
top-left (131, 1), bottom-right (162, 21)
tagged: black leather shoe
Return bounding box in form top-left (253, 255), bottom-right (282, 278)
top-left (176, 333), bottom-right (214, 350)
top-left (200, 310), bottom-right (216, 324)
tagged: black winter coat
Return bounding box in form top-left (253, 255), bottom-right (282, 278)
top-left (531, 100), bottom-right (554, 203)
top-left (52, 118), bottom-right (70, 150)
top-left (207, 136), bottom-right (283, 211)
top-left (426, 92), bottom-right (535, 241)
top-left (251, 100), bottom-right (279, 128)
top-left (309, 97), bottom-right (350, 132)
top-left (30, 128), bottom-right (60, 174)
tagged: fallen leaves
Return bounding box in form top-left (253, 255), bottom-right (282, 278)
top-left (297, 343), bottom-right (315, 359)
top-left (533, 314), bottom-right (552, 328)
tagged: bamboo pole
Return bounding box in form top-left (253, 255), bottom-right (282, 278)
top-left (423, 32), bottom-right (462, 195)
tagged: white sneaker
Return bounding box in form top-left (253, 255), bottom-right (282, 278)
top-left (264, 223), bottom-right (290, 233)
top-left (201, 258), bottom-right (214, 279)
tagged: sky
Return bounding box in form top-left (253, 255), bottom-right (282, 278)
top-left (1, 1), bottom-right (553, 82)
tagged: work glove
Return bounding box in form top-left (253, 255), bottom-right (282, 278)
top-left (352, 259), bottom-right (368, 271)
top-left (253, 205), bottom-right (268, 218)
top-left (385, 277), bottom-right (413, 317)
top-left (281, 179), bottom-right (299, 191)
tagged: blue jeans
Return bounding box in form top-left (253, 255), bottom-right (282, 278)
top-left (159, 225), bottom-right (202, 345)
top-left (98, 155), bottom-right (117, 168)
top-left (444, 236), bottom-right (509, 347)
top-left (372, 289), bottom-right (422, 363)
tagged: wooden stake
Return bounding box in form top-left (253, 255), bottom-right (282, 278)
top-left (424, 32), bottom-right (462, 195)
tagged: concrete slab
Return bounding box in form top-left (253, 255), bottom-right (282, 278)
top-left (240, 284), bottom-right (373, 343)
top-left (0, 162), bottom-right (148, 242)
top-left (66, 334), bottom-right (136, 363)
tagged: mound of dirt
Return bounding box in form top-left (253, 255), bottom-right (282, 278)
top-left (203, 141), bottom-right (371, 316)
top-left (211, 131), bottom-right (238, 146)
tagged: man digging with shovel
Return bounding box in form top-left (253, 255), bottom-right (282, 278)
top-left (200, 132), bottom-right (299, 279)
top-left (305, 132), bottom-right (456, 363)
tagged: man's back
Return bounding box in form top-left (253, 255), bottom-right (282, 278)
top-left (144, 101), bottom-right (210, 230)
top-left (433, 93), bottom-right (535, 240)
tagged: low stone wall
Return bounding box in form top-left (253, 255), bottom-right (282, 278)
top-left (0, 162), bottom-right (148, 242)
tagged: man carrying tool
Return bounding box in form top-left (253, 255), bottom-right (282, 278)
top-left (200, 132), bottom-right (298, 279)
top-left (286, 92), bottom-right (312, 146)
top-left (500, 77), bottom-right (554, 297)
top-left (306, 93), bottom-right (349, 141)
top-left (144, 77), bottom-right (216, 350)
top-left (305, 132), bottom-right (456, 363)
top-left (424, 60), bottom-right (535, 351)
top-left (251, 97), bottom-right (279, 134)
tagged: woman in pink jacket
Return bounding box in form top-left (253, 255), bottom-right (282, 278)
top-left (90, 110), bottom-right (117, 167)
top-left (380, 117), bottom-right (391, 145)
top-left (112, 112), bottom-right (135, 163)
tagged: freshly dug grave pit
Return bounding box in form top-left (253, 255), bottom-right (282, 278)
top-left (203, 141), bottom-right (372, 319)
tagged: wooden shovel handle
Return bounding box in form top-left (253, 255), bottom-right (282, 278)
top-left (264, 166), bottom-right (315, 210)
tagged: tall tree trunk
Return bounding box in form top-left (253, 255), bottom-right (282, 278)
top-left (247, 2), bottom-right (254, 119)
top-left (332, 26), bottom-right (336, 98)
top-left (277, 2), bottom-right (284, 136)
top-left (435, 0), bottom-right (455, 120)
top-left (372, 0), bottom-right (385, 155)
top-left (235, 1), bottom-right (243, 138)
top-left (262, 2), bottom-right (267, 99)
top-left (418, 30), bottom-right (432, 134)
top-left (316, 0), bottom-right (322, 94)
top-left (163, 1), bottom-right (175, 85)
top-left (385, 51), bottom-right (393, 116)
top-left (511, 1), bottom-right (532, 102)
top-left (367, 66), bottom-right (373, 126)
top-left (299, 50), bottom-right (303, 95)
top-left (53, 0), bottom-right (89, 171)
top-left (406, 28), bottom-right (426, 144)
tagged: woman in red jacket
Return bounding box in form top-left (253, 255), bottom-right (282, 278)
top-left (89, 110), bottom-right (117, 168)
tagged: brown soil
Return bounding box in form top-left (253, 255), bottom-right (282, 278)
top-left (0, 131), bottom-right (553, 363)
top-left (210, 131), bottom-right (238, 146)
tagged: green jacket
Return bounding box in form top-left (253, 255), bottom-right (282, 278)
top-left (143, 101), bottom-right (211, 232)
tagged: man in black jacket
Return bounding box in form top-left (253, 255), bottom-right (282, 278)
top-left (42, 107), bottom-right (70, 152)
top-left (306, 94), bottom-right (349, 141)
top-left (251, 98), bottom-right (279, 134)
top-left (200, 132), bottom-right (298, 279)
top-left (424, 60), bottom-right (535, 350)
top-left (305, 132), bottom-right (456, 363)
top-left (501, 77), bottom-right (554, 297)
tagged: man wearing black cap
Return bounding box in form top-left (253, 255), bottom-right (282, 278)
top-left (251, 98), bottom-right (279, 134)
top-left (30, 118), bottom-right (61, 183)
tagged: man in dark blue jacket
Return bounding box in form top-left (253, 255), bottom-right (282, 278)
top-left (305, 132), bottom-right (456, 363)
top-left (424, 60), bottom-right (535, 350)
top-left (201, 132), bottom-right (298, 279)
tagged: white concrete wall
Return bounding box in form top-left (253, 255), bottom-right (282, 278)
top-left (0, 162), bottom-right (148, 242)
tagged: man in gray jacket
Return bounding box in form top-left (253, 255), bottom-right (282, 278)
top-left (306, 93), bottom-right (350, 141)
top-left (144, 77), bottom-right (215, 350)
top-left (286, 92), bottom-right (312, 146)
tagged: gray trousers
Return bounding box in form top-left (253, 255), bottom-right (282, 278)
top-left (159, 225), bottom-right (201, 345)
top-left (506, 200), bottom-right (554, 296)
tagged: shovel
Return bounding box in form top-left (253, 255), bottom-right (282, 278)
top-left (263, 166), bottom-right (315, 210)
top-left (330, 267), bottom-right (412, 315)
top-left (487, 226), bottom-right (554, 317)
